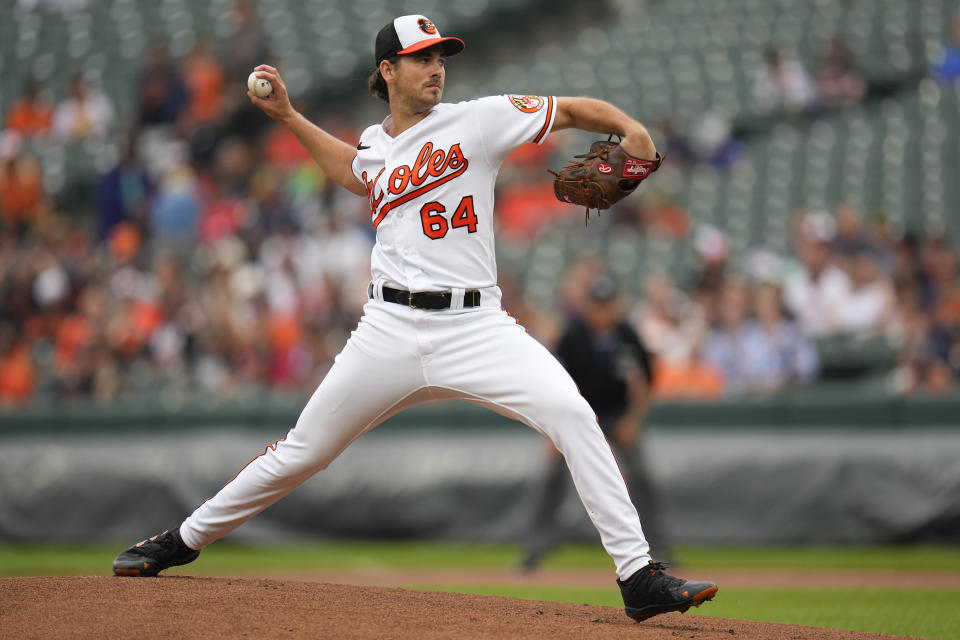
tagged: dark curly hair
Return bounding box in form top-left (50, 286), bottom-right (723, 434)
top-left (367, 56), bottom-right (399, 103)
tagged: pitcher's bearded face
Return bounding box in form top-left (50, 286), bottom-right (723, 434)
top-left (390, 45), bottom-right (446, 109)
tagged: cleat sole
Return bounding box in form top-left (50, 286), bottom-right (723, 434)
top-left (626, 585), bottom-right (718, 623)
top-left (113, 560), bottom-right (163, 577)
top-left (693, 585), bottom-right (718, 604)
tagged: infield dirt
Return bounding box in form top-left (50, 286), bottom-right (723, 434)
top-left (1, 576), bottom-right (912, 640)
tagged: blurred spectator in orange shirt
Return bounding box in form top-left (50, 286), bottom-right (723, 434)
top-left (496, 181), bottom-right (566, 240)
top-left (264, 122), bottom-right (312, 169)
top-left (182, 39), bottom-right (226, 125)
top-left (0, 329), bottom-right (34, 404)
top-left (651, 358), bottom-right (724, 399)
top-left (5, 79), bottom-right (53, 139)
top-left (0, 130), bottom-right (48, 232)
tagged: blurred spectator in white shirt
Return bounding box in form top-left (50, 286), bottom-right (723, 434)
top-left (634, 272), bottom-right (707, 367)
top-left (754, 46), bottom-right (817, 114)
top-left (839, 247), bottom-right (898, 339)
top-left (52, 74), bottom-right (115, 143)
top-left (782, 212), bottom-right (852, 338)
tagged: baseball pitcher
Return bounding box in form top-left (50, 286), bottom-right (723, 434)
top-left (112, 14), bottom-right (717, 622)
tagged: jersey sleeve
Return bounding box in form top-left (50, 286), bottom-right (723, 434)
top-left (350, 155), bottom-right (362, 183)
top-left (351, 124), bottom-right (380, 183)
top-left (473, 94), bottom-right (556, 165)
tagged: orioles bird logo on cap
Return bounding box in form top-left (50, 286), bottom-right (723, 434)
top-left (418, 18), bottom-right (437, 34)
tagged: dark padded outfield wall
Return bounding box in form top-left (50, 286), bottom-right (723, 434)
top-left (2, 425), bottom-right (959, 545)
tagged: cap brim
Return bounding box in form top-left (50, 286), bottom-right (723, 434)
top-left (397, 36), bottom-right (465, 57)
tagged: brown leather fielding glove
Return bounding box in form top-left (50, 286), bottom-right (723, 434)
top-left (549, 137), bottom-right (664, 224)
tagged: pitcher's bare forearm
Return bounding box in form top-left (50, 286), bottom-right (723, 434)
top-left (280, 111), bottom-right (366, 196)
top-left (248, 64), bottom-right (366, 196)
top-left (553, 97), bottom-right (656, 159)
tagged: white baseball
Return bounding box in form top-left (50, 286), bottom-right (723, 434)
top-left (247, 71), bottom-right (273, 98)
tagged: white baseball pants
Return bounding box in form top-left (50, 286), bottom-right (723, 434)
top-left (179, 297), bottom-right (652, 579)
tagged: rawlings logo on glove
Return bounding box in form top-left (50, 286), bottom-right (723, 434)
top-left (548, 136), bottom-right (664, 225)
top-left (623, 158), bottom-right (651, 177)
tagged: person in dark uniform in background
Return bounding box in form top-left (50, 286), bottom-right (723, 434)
top-left (522, 273), bottom-right (672, 569)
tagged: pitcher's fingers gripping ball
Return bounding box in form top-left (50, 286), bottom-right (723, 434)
top-left (245, 65), bottom-right (294, 123)
top-left (247, 71), bottom-right (273, 98)
top-left (549, 136), bottom-right (664, 225)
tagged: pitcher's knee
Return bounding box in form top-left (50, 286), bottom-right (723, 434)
top-left (264, 435), bottom-right (340, 477)
top-left (565, 394), bottom-right (599, 424)
top-left (536, 394), bottom-right (600, 438)
top-left (295, 430), bottom-right (358, 472)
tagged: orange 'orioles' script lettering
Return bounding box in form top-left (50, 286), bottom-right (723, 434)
top-left (361, 168), bottom-right (386, 217)
top-left (364, 142), bottom-right (469, 229)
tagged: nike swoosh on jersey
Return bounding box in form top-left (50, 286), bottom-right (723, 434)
top-left (357, 142), bottom-right (370, 150)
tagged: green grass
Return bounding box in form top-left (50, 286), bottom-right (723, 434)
top-left (0, 541), bottom-right (527, 576)
top-left (4, 542), bottom-right (960, 576)
top-left (2, 543), bottom-right (959, 639)
top-left (674, 546), bottom-right (960, 572)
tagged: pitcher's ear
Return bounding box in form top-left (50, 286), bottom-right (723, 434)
top-left (380, 59), bottom-right (396, 81)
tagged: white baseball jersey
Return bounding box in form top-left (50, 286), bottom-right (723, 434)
top-left (352, 94), bottom-right (556, 293)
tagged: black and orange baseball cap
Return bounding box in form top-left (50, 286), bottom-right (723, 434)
top-left (375, 15), bottom-right (465, 65)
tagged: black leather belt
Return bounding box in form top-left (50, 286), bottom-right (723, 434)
top-left (371, 284), bottom-right (481, 310)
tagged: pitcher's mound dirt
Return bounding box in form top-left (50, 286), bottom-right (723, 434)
top-left (1, 576), bottom-right (908, 640)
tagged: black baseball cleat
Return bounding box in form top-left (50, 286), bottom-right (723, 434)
top-left (113, 527), bottom-right (200, 577)
top-left (617, 562), bottom-right (718, 622)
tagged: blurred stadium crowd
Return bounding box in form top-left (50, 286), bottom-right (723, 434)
top-left (1, 0), bottom-right (960, 405)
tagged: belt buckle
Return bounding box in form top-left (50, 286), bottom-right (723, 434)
top-left (407, 291), bottom-right (416, 309)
